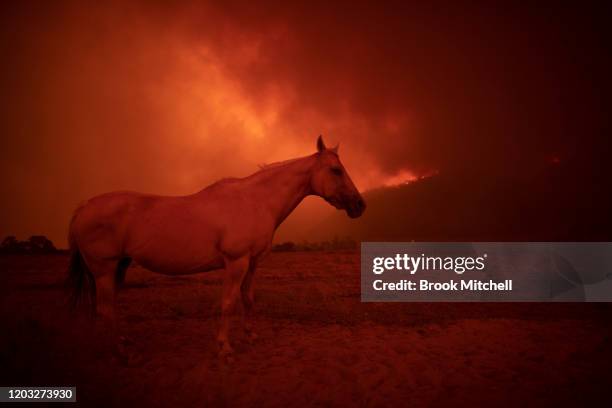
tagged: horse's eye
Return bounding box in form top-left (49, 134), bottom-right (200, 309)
top-left (331, 167), bottom-right (343, 176)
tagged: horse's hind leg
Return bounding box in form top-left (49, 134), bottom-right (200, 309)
top-left (91, 257), bottom-right (141, 365)
top-left (115, 257), bottom-right (132, 288)
top-left (79, 256), bottom-right (123, 349)
top-left (86, 259), bottom-right (120, 332)
top-left (218, 255), bottom-right (250, 358)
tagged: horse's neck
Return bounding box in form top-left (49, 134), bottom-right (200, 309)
top-left (248, 155), bottom-right (316, 229)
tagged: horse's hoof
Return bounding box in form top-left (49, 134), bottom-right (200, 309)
top-left (119, 335), bottom-right (135, 345)
top-left (218, 342), bottom-right (234, 363)
top-left (112, 349), bottom-right (144, 367)
top-left (246, 331), bottom-right (259, 344)
top-left (127, 351), bottom-right (144, 367)
top-left (222, 353), bottom-right (235, 364)
top-left (112, 345), bottom-right (130, 366)
top-left (112, 338), bottom-right (143, 367)
top-left (219, 350), bottom-right (235, 364)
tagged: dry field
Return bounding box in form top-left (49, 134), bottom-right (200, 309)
top-left (1, 252), bottom-right (611, 407)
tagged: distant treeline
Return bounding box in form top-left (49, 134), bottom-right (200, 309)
top-left (0, 234), bottom-right (354, 254)
top-left (0, 235), bottom-right (61, 254)
top-left (272, 236), bottom-right (357, 252)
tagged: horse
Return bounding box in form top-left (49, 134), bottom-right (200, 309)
top-left (67, 135), bottom-right (366, 357)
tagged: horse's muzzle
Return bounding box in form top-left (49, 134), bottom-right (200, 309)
top-left (346, 197), bottom-right (366, 218)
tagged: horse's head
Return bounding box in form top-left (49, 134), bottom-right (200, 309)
top-left (311, 135), bottom-right (366, 218)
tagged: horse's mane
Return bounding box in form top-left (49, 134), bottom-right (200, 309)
top-left (257, 156), bottom-right (305, 171)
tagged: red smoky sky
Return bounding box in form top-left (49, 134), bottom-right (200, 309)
top-left (1, 1), bottom-right (610, 246)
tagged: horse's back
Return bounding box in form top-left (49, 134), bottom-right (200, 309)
top-left (71, 190), bottom-right (227, 273)
top-left (70, 180), bottom-right (275, 273)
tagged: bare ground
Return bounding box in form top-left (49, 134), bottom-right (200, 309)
top-left (1, 252), bottom-right (611, 407)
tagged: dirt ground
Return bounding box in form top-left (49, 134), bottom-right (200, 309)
top-left (1, 252), bottom-right (611, 407)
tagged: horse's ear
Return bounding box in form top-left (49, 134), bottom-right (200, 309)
top-left (331, 143), bottom-right (339, 154)
top-left (317, 135), bottom-right (326, 152)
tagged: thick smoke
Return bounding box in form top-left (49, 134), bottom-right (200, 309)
top-left (1, 1), bottom-right (609, 245)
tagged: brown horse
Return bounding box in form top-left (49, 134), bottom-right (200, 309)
top-left (67, 136), bottom-right (365, 356)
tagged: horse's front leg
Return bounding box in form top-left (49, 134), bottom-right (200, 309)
top-left (218, 255), bottom-right (250, 358)
top-left (241, 260), bottom-right (258, 341)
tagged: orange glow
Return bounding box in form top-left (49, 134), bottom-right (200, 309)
top-left (382, 169), bottom-right (418, 187)
top-left (1, 1), bottom-right (606, 246)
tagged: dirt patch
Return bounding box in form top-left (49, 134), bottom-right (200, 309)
top-left (1, 252), bottom-right (611, 407)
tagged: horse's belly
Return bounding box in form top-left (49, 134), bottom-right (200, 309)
top-left (125, 207), bottom-right (225, 274)
top-left (135, 250), bottom-right (224, 275)
top-left (127, 229), bottom-right (224, 275)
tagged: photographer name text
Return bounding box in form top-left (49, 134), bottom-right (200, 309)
top-left (373, 279), bottom-right (513, 292)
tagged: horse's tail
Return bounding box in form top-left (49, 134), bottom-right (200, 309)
top-left (66, 204), bottom-right (96, 317)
